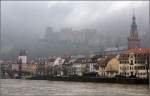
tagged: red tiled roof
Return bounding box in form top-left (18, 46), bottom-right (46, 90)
top-left (126, 48), bottom-right (150, 54)
top-left (119, 48), bottom-right (150, 60)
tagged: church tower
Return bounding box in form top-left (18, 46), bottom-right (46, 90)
top-left (128, 14), bottom-right (140, 49)
top-left (18, 49), bottom-right (27, 64)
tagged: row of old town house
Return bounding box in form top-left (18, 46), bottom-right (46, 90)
top-left (0, 47), bottom-right (149, 79)
top-left (0, 15), bottom-right (149, 79)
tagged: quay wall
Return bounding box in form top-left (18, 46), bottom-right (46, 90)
top-left (27, 76), bottom-right (149, 84)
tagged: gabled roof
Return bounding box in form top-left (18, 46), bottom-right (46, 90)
top-left (97, 55), bottom-right (116, 67)
top-left (68, 59), bottom-right (76, 63)
top-left (48, 58), bottom-right (56, 62)
top-left (74, 57), bottom-right (87, 63)
top-left (53, 57), bottom-right (65, 66)
top-left (74, 57), bottom-right (95, 63)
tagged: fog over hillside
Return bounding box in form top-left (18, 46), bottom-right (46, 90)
top-left (0, 1), bottom-right (149, 59)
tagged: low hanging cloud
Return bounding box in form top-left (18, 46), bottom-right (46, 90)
top-left (1, 1), bottom-right (149, 58)
top-left (47, 1), bottom-right (148, 29)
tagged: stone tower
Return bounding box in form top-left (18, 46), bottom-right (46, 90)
top-left (18, 49), bottom-right (27, 64)
top-left (128, 14), bottom-right (140, 49)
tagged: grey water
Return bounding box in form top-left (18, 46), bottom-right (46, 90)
top-left (0, 79), bottom-right (149, 96)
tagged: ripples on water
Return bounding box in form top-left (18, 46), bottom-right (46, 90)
top-left (0, 79), bottom-right (149, 96)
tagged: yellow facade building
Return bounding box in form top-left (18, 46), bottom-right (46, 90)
top-left (105, 57), bottom-right (119, 77)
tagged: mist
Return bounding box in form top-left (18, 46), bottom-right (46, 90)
top-left (1, 1), bottom-right (149, 59)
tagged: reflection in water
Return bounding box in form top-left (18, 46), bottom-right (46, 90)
top-left (0, 79), bottom-right (149, 96)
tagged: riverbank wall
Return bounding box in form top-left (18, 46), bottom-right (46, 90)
top-left (26, 76), bottom-right (149, 84)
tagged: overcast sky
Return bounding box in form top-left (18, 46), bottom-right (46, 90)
top-left (1, 1), bottom-right (149, 33)
top-left (1, 1), bottom-right (149, 55)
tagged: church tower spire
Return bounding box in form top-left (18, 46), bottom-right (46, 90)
top-left (128, 14), bottom-right (140, 49)
top-left (131, 14), bottom-right (137, 32)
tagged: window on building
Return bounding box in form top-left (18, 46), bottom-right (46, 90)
top-left (135, 66), bottom-right (137, 70)
top-left (138, 66), bottom-right (140, 70)
top-left (130, 60), bottom-right (133, 65)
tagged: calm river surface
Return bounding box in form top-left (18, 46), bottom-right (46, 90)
top-left (0, 79), bottom-right (149, 96)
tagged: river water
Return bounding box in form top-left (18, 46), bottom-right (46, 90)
top-left (0, 79), bottom-right (149, 96)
